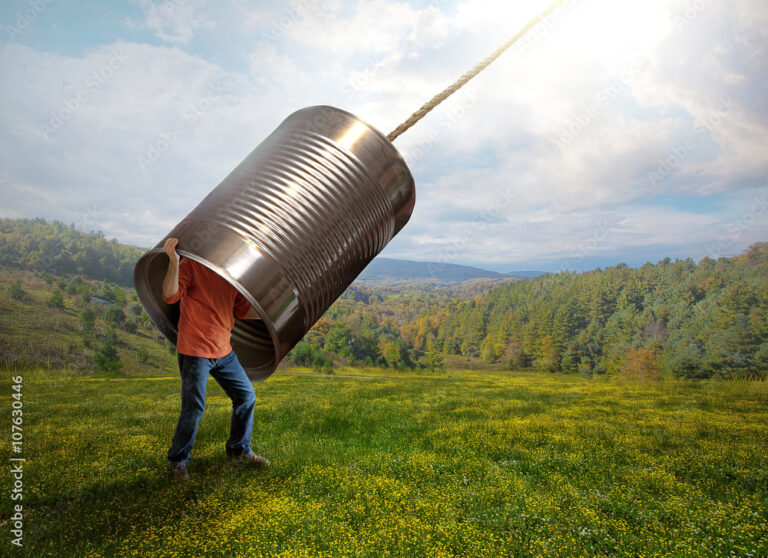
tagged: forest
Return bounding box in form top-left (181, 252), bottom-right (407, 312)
top-left (0, 217), bottom-right (143, 285)
top-left (294, 244), bottom-right (768, 379)
top-left (1, 217), bottom-right (766, 379)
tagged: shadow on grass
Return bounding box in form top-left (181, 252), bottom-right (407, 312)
top-left (24, 453), bottom-right (280, 556)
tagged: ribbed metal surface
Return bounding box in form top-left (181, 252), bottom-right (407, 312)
top-left (198, 132), bottom-right (395, 325)
top-left (134, 106), bottom-right (415, 381)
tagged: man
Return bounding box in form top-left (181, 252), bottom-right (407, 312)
top-left (161, 237), bottom-right (270, 481)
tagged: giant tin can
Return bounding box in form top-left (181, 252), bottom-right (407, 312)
top-left (134, 106), bottom-right (416, 380)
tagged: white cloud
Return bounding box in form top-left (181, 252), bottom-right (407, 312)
top-left (281, 1), bottom-right (432, 54)
top-left (128, 0), bottom-right (214, 44)
top-left (1, 0), bottom-right (766, 268)
top-left (248, 42), bottom-right (303, 88)
top-left (0, 40), bottom-right (258, 246)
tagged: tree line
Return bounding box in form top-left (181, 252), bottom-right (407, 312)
top-left (2, 217), bottom-right (765, 378)
top-left (288, 244), bottom-right (767, 379)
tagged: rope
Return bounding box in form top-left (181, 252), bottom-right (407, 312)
top-left (386, 0), bottom-right (564, 142)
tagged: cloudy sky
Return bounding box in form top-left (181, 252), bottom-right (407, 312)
top-left (1, 0), bottom-right (766, 272)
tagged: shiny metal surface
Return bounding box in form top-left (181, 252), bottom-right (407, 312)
top-left (133, 106), bottom-right (416, 380)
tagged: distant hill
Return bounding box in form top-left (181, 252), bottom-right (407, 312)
top-left (0, 217), bottom-right (144, 286)
top-left (359, 257), bottom-right (515, 283)
top-left (0, 218), bottom-right (540, 286)
top-left (505, 270), bottom-right (546, 279)
top-left (0, 268), bottom-right (177, 374)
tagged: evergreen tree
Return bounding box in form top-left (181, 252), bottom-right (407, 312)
top-left (46, 289), bottom-right (65, 309)
top-left (80, 308), bottom-right (96, 333)
top-left (94, 328), bottom-right (123, 375)
top-left (8, 280), bottom-right (28, 302)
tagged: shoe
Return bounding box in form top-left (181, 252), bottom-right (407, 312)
top-left (229, 452), bottom-right (271, 468)
top-left (167, 461), bottom-right (190, 481)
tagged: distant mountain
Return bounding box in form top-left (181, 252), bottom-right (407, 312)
top-left (0, 217), bottom-right (544, 285)
top-left (506, 270), bottom-right (546, 279)
top-left (358, 257), bottom-right (515, 283)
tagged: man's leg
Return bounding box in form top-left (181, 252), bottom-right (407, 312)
top-left (210, 350), bottom-right (256, 458)
top-left (167, 353), bottom-right (212, 467)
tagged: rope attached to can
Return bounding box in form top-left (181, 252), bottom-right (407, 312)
top-left (387, 0), bottom-right (564, 143)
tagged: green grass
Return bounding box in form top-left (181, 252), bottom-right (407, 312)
top-left (1, 368), bottom-right (766, 557)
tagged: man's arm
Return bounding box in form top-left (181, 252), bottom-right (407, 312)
top-left (162, 238), bottom-right (181, 299)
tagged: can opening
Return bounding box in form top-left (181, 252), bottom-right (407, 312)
top-left (134, 250), bottom-right (277, 379)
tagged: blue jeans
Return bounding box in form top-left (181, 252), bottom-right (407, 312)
top-left (167, 350), bottom-right (256, 466)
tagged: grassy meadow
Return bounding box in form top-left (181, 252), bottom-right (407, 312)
top-left (1, 368), bottom-right (766, 557)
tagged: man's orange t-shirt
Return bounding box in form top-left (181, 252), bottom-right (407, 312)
top-left (162, 258), bottom-right (252, 358)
